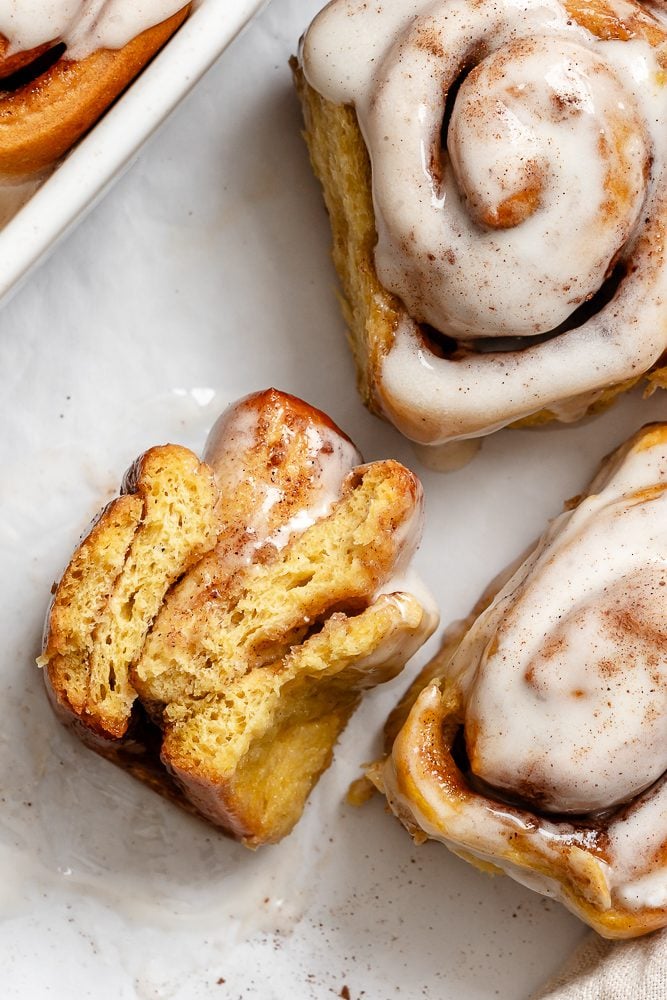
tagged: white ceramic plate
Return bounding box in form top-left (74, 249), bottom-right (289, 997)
top-left (0, 0), bottom-right (663, 997)
top-left (0, 0), bottom-right (265, 306)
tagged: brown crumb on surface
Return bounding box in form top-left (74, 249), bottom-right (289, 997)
top-left (340, 987), bottom-right (351, 1000)
top-left (347, 775), bottom-right (376, 806)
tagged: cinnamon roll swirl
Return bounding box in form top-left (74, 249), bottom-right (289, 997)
top-left (0, 1), bottom-right (190, 177)
top-left (295, 0), bottom-right (667, 460)
top-left (370, 424), bottom-right (667, 937)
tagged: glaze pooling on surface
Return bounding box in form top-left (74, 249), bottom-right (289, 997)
top-left (377, 425), bottom-right (667, 933)
top-left (0, 0), bottom-right (186, 59)
top-left (303, 0), bottom-right (667, 444)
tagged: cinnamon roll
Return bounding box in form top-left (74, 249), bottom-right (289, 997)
top-left (295, 0), bottom-right (667, 461)
top-left (0, 1), bottom-right (191, 177)
top-left (39, 389), bottom-right (437, 846)
top-left (370, 423), bottom-right (667, 937)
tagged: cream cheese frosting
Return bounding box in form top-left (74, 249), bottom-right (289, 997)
top-left (303, 0), bottom-right (667, 445)
top-left (0, 0), bottom-right (187, 60)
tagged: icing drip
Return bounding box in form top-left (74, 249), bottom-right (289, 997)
top-left (303, 0), bottom-right (667, 444)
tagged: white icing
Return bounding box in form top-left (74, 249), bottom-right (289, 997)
top-left (204, 394), bottom-right (437, 659)
top-left (303, 0), bottom-right (667, 444)
top-left (203, 395), bottom-right (362, 559)
top-left (616, 869), bottom-right (667, 909)
top-left (381, 684), bottom-right (615, 913)
top-left (382, 427), bottom-right (667, 916)
top-left (454, 430), bottom-right (667, 815)
top-left (267, 422), bottom-right (362, 551)
top-left (0, 0), bottom-right (187, 60)
top-left (608, 780), bottom-right (667, 902)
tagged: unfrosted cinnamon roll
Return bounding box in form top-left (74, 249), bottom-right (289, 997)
top-left (39, 389), bottom-right (437, 846)
top-left (294, 0), bottom-right (667, 462)
top-left (0, 1), bottom-right (191, 177)
top-left (370, 423), bottom-right (667, 937)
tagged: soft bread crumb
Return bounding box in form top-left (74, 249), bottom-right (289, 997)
top-left (41, 445), bottom-right (219, 739)
top-left (347, 776), bottom-right (376, 806)
top-left (134, 461), bottom-right (427, 845)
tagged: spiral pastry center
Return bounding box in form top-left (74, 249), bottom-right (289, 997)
top-left (370, 26), bottom-right (651, 339)
top-left (303, 0), bottom-right (667, 443)
top-left (448, 39), bottom-right (648, 325)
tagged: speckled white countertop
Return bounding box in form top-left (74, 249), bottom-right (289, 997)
top-left (0, 1), bottom-right (664, 997)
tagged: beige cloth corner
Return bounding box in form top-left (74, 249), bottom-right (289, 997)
top-left (534, 930), bottom-right (667, 999)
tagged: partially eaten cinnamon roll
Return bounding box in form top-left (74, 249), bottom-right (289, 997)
top-left (370, 424), bottom-right (667, 937)
top-left (39, 389), bottom-right (436, 846)
top-left (294, 0), bottom-right (667, 464)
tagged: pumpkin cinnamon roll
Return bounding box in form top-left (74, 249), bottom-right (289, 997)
top-left (0, 1), bottom-right (191, 178)
top-left (39, 389), bottom-right (437, 846)
top-left (370, 423), bottom-right (667, 937)
top-left (294, 0), bottom-right (667, 463)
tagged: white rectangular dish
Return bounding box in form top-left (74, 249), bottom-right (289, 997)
top-left (0, 0), bottom-right (265, 307)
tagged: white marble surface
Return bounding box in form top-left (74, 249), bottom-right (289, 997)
top-left (0, 1), bottom-right (665, 997)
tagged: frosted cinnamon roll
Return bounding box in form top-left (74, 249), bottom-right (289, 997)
top-left (39, 389), bottom-right (437, 846)
top-left (295, 0), bottom-right (667, 462)
top-left (0, 1), bottom-right (191, 177)
top-left (370, 424), bottom-right (667, 937)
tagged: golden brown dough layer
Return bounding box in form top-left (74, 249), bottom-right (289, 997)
top-left (41, 443), bottom-right (220, 739)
